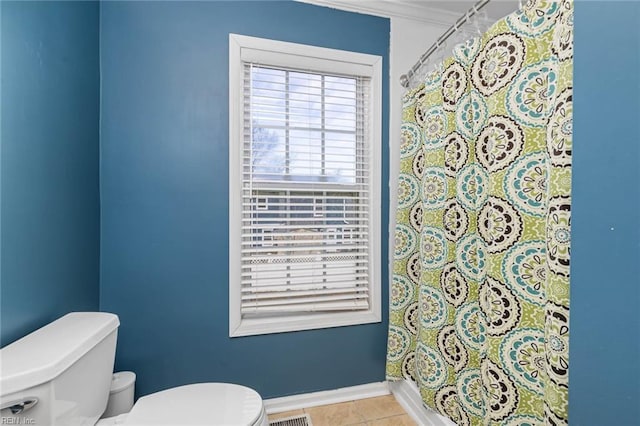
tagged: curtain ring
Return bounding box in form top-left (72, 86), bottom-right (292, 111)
top-left (466, 10), bottom-right (473, 28)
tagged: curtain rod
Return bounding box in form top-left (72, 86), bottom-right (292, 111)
top-left (400, 0), bottom-right (491, 89)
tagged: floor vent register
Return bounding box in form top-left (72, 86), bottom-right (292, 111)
top-left (269, 413), bottom-right (313, 426)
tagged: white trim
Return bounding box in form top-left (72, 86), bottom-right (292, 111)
top-left (295, 0), bottom-right (516, 25)
top-left (264, 379), bottom-right (457, 426)
top-left (295, 0), bottom-right (456, 26)
top-left (389, 379), bottom-right (456, 426)
top-left (232, 33), bottom-right (383, 69)
top-left (228, 34), bottom-right (383, 337)
top-left (231, 311), bottom-right (382, 337)
top-left (264, 381), bottom-right (390, 414)
top-left (229, 34), bottom-right (243, 337)
top-left (239, 36), bottom-right (379, 77)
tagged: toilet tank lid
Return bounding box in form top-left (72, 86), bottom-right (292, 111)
top-left (0, 312), bottom-right (120, 397)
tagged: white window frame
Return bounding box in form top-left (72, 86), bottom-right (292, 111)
top-left (229, 34), bottom-right (382, 337)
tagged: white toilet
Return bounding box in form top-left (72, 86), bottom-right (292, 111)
top-left (0, 312), bottom-right (269, 425)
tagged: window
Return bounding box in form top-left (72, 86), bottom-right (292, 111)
top-left (229, 34), bottom-right (382, 337)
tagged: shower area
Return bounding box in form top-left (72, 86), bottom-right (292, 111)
top-left (386, 1), bottom-right (573, 425)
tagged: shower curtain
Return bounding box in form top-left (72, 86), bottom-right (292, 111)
top-left (387, 1), bottom-right (573, 425)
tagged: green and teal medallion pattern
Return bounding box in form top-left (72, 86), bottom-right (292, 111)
top-left (387, 1), bottom-right (573, 425)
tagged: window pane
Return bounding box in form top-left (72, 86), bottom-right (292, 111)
top-left (250, 67), bottom-right (360, 183)
top-left (289, 72), bottom-right (322, 128)
top-left (252, 127), bottom-right (286, 177)
top-left (252, 68), bottom-right (286, 128)
top-left (325, 76), bottom-right (357, 132)
top-left (325, 132), bottom-right (356, 182)
top-left (289, 130), bottom-right (321, 177)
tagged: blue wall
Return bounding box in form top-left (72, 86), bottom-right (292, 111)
top-left (570, 2), bottom-right (640, 424)
top-left (0, 1), bottom-right (101, 346)
top-left (2, 0), bottom-right (638, 420)
top-left (99, 1), bottom-right (390, 399)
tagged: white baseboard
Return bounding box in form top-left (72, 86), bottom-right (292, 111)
top-left (264, 381), bottom-right (390, 414)
top-left (264, 379), bottom-right (456, 426)
top-left (389, 379), bottom-right (456, 426)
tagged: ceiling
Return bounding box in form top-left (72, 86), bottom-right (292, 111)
top-left (297, 0), bottom-right (519, 25)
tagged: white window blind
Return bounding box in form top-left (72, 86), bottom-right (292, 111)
top-left (241, 63), bottom-right (372, 316)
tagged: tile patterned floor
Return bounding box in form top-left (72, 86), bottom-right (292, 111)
top-left (268, 395), bottom-right (417, 426)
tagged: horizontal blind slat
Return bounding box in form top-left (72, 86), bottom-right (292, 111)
top-left (241, 288), bottom-right (368, 301)
top-left (241, 217), bottom-right (369, 224)
top-left (242, 241), bottom-right (370, 249)
top-left (241, 226), bottom-right (368, 234)
top-left (242, 280), bottom-right (369, 289)
top-left (242, 293), bottom-right (369, 308)
top-left (241, 244), bottom-right (367, 254)
top-left (241, 281), bottom-right (368, 293)
top-left (241, 300), bottom-right (369, 314)
top-left (242, 251), bottom-right (367, 263)
top-left (241, 259), bottom-right (369, 274)
top-left (243, 185), bottom-right (368, 192)
top-left (242, 274), bottom-right (369, 287)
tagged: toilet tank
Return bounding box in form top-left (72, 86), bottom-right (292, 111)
top-left (0, 312), bottom-right (120, 426)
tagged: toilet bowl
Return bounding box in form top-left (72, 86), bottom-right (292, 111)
top-left (0, 312), bottom-right (268, 426)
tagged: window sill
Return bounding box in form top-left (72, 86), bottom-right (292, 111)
top-left (230, 310), bottom-right (381, 337)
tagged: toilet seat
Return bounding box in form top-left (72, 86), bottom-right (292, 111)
top-left (121, 383), bottom-right (266, 426)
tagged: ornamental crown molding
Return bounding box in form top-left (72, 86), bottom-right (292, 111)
top-left (296, 0), bottom-right (460, 26)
